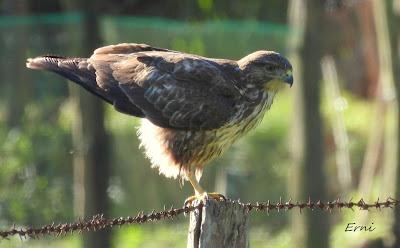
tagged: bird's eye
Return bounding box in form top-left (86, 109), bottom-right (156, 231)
top-left (265, 64), bottom-right (275, 71)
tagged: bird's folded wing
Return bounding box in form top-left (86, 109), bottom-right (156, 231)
top-left (90, 49), bottom-right (241, 130)
top-left (93, 43), bottom-right (171, 55)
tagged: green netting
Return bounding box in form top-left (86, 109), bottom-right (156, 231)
top-left (0, 12), bottom-right (291, 57)
top-left (0, 12), bottom-right (83, 26)
top-left (101, 15), bottom-right (290, 58)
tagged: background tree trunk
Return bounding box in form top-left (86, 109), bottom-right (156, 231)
top-left (300, 1), bottom-right (330, 245)
top-left (66, 1), bottom-right (112, 247)
top-left (384, 0), bottom-right (400, 246)
top-left (288, 0), bottom-right (330, 247)
top-left (287, 0), bottom-right (306, 246)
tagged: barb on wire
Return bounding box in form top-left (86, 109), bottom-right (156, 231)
top-left (0, 197), bottom-right (398, 240)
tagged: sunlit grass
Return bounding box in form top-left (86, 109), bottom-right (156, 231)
top-left (113, 224), bottom-right (187, 248)
top-left (1, 235), bottom-right (80, 248)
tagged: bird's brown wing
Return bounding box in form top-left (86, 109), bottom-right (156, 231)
top-left (90, 49), bottom-right (242, 130)
top-left (93, 43), bottom-right (171, 55)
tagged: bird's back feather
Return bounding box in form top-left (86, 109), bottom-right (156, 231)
top-left (27, 43), bottom-right (250, 130)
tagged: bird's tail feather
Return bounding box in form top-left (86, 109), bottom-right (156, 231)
top-left (26, 55), bottom-right (113, 104)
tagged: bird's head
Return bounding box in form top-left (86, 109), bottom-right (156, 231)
top-left (238, 51), bottom-right (293, 91)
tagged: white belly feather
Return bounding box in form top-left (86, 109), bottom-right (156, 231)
top-left (138, 91), bottom-right (276, 180)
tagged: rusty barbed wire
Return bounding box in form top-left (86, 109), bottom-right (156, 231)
top-left (0, 197), bottom-right (398, 240)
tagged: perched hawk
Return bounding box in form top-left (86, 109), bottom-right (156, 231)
top-left (27, 43), bottom-right (293, 204)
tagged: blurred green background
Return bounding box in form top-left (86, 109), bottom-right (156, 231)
top-left (0, 0), bottom-right (400, 247)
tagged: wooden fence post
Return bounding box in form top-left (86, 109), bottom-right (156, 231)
top-left (187, 199), bottom-right (249, 248)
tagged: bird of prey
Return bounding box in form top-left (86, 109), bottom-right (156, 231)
top-left (26, 43), bottom-right (293, 204)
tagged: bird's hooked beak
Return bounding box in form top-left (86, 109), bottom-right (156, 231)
top-left (265, 68), bottom-right (294, 91)
top-left (284, 69), bottom-right (293, 87)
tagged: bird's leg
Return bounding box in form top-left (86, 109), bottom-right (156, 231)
top-left (187, 169), bottom-right (205, 195)
top-left (184, 169), bottom-right (226, 206)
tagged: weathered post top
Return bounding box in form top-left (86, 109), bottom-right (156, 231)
top-left (187, 199), bottom-right (249, 248)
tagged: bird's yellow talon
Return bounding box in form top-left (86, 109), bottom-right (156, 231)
top-left (184, 192), bottom-right (226, 207)
top-left (207, 192), bottom-right (226, 201)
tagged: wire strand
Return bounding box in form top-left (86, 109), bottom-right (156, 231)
top-left (0, 197), bottom-right (398, 240)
